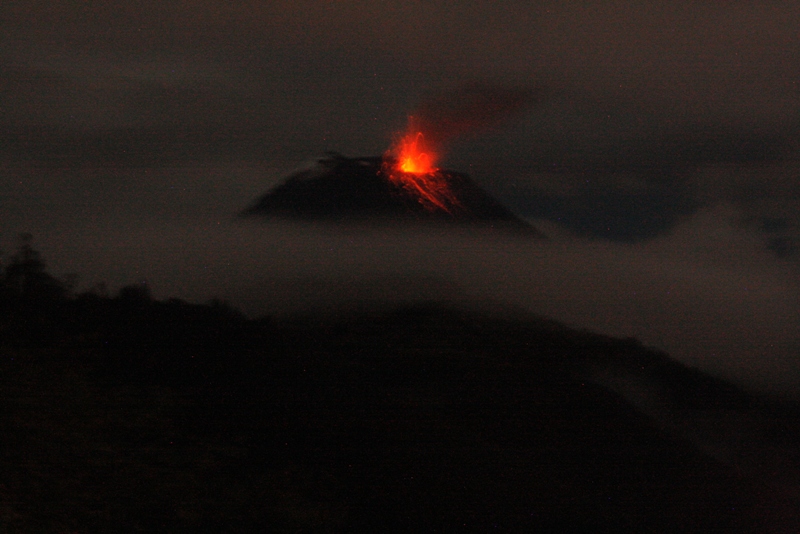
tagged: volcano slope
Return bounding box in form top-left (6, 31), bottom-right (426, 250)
top-left (240, 153), bottom-right (542, 235)
top-left (2, 284), bottom-right (799, 532)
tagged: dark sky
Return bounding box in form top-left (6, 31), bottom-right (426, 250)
top-left (2, 1), bottom-right (800, 392)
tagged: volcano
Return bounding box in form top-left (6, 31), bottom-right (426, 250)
top-left (240, 153), bottom-right (542, 235)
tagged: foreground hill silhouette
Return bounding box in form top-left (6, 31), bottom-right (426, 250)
top-left (241, 153), bottom-right (542, 235)
top-left (1, 238), bottom-right (799, 531)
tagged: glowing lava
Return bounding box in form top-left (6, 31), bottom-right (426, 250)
top-left (384, 123), bottom-right (460, 214)
top-left (397, 132), bottom-right (438, 174)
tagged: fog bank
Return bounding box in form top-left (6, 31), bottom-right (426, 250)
top-left (7, 203), bottom-right (797, 394)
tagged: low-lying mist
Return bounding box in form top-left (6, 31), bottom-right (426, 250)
top-left (10, 203), bottom-right (800, 395)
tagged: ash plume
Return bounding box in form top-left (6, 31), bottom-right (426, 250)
top-left (404, 83), bottom-right (540, 153)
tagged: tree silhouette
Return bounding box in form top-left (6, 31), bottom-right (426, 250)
top-left (2, 233), bottom-right (65, 301)
top-left (117, 280), bottom-right (151, 302)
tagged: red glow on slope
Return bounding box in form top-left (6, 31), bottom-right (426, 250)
top-left (380, 85), bottom-right (537, 213)
top-left (384, 119), bottom-right (459, 213)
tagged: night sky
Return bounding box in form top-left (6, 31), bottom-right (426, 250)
top-left (2, 2), bottom-right (799, 393)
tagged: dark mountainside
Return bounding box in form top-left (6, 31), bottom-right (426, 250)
top-left (240, 153), bottom-right (542, 235)
top-left (2, 237), bottom-right (800, 532)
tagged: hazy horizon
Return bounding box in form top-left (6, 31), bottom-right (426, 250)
top-left (4, 195), bottom-right (799, 396)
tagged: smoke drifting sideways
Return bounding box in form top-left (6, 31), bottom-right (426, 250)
top-left (394, 83), bottom-right (541, 166)
top-left (20, 204), bottom-right (800, 397)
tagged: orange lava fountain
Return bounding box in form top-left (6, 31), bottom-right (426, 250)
top-left (397, 131), bottom-right (438, 174)
top-left (384, 122), bottom-right (459, 213)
